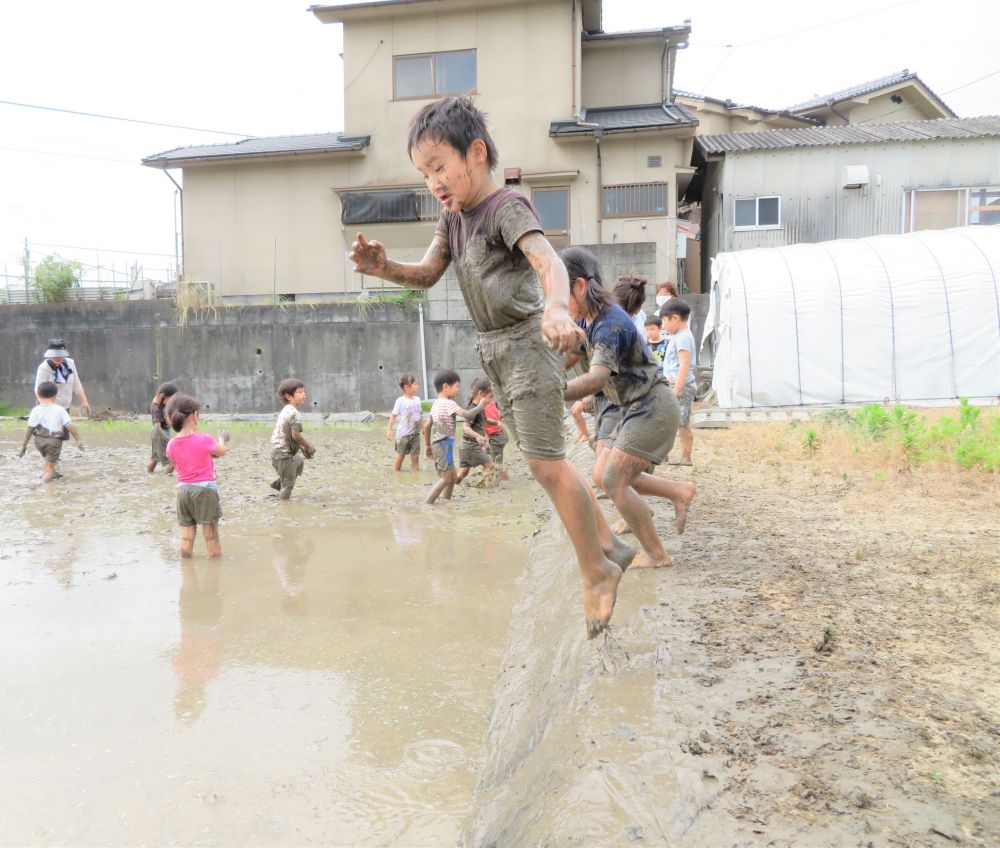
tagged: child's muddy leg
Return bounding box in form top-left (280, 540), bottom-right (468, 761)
top-left (42, 460), bottom-right (55, 482)
top-left (633, 473), bottom-right (696, 534)
top-left (203, 523), bottom-right (221, 558)
top-left (583, 477), bottom-right (635, 571)
top-left (526, 456), bottom-right (622, 638)
top-left (410, 454), bottom-right (419, 471)
top-left (426, 473), bottom-right (449, 504)
top-left (442, 470), bottom-right (457, 499)
top-left (180, 525), bottom-right (197, 559)
top-left (394, 453), bottom-right (404, 472)
top-left (602, 449), bottom-right (671, 568)
top-left (456, 466), bottom-right (470, 482)
top-left (279, 456), bottom-right (303, 500)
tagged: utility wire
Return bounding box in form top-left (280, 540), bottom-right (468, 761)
top-left (0, 98), bottom-right (255, 137)
top-left (28, 241), bottom-right (175, 258)
top-left (0, 144), bottom-right (137, 164)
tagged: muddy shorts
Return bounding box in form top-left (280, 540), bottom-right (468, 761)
top-left (33, 434), bottom-right (63, 463)
top-left (594, 395), bottom-right (621, 445)
top-left (601, 383), bottom-right (679, 465)
top-left (487, 430), bottom-right (508, 465)
top-left (151, 426), bottom-right (171, 465)
top-left (476, 315), bottom-right (566, 462)
top-left (459, 437), bottom-right (491, 469)
top-left (432, 437), bottom-right (455, 473)
top-left (271, 449), bottom-right (304, 499)
top-left (395, 432), bottom-right (421, 457)
top-left (176, 484), bottom-right (222, 527)
top-left (675, 382), bottom-right (696, 428)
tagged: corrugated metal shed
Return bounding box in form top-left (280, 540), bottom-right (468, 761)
top-left (696, 115), bottom-right (1000, 155)
top-left (142, 132), bottom-right (371, 167)
top-left (550, 102), bottom-right (697, 137)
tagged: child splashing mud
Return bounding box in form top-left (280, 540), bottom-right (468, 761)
top-left (562, 247), bottom-right (696, 568)
top-left (456, 377), bottom-right (495, 484)
top-left (165, 394), bottom-right (228, 558)
top-left (270, 378), bottom-right (315, 501)
top-left (349, 96), bottom-right (632, 637)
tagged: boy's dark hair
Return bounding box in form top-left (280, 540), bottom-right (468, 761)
top-left (399, 372), bottom-right (417, 390)
top-left (156, 382), bottom-right (179, 399)
top-left (277, 378), bottom-right (305, 403)
top-left (37, 381), bottom-right (58, 399)
top-left (407, 96), bottom-right (499, 171)
top-left (560, 246), bottom-right (613, 317)
top-left (659, 297), bottom-right (691, 321)
top-left (166, 393), bottom-right (201, 433)
top-left (433, 369), bottom-right (461, 392)
top-left (644, 314), bottom-right (663, 328)
top-left (613, 274), bottom-right (648, 317)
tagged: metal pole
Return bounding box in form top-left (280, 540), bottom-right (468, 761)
top-left (23, 238), bottom-right (30, 303)
top-left (272, 237), bottom-right (277, 305)
top-left (417, 300), bottom-right (429, 402)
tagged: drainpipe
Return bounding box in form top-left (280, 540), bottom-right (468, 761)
top-left (595, 127), bottom-right (603, 244)
top-left (161, 169), bottom-right (184, 280)
top-left (418, 300), bottom-right (429, 402)
top-left (828, 100), bottom-right (850, 125)
top-left (570, 0), bottom-right (577, 116)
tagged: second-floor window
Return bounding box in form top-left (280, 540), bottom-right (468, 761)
top-left (394, 50), bottom-right (476, 100)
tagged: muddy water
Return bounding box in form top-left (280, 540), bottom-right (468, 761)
top-left (0, 422), bottom-right (540, 846)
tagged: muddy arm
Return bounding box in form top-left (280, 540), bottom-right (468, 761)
top-left (565, 365), bottom-right (611, 402)
top-left (349, 232), bottom-right (451, 290)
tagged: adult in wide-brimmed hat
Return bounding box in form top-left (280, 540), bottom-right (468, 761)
top-left (34, 338), bottom-right (91, 415)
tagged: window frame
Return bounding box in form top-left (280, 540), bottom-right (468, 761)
top-left (601, 181), bottom-right (669, 219)
top-left (733, 195), bottom-right (782, 231)
top-left (902, 185), bottom-right (1000, 232)
top-left (392, 49), bottom-right (477, 101)
top-left (531, 186), bottom-right (571, 236)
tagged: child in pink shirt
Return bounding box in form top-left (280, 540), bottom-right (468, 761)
top-left (165, 394), bottom-right (229, 558)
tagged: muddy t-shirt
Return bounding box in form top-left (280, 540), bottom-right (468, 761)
top-left (435, 188), bottom-right (544, 332)
top-left (586, 303), bottom-right (664, 407)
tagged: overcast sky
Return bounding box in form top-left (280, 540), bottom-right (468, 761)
top-left (1, 0), bottom-right (996, 286)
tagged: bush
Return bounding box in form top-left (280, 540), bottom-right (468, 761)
top-left (34, 255), bottom-right (82, 302)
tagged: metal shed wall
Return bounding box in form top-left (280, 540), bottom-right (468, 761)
top-left (717, 138), bottom-right (1000, 253)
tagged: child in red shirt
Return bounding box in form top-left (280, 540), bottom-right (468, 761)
top-left (481, 383), bottom-right (510, 482)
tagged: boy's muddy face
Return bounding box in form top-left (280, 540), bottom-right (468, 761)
top-left (411, 137), bottom-right (488, 213)
top-left (290, 387), bottom-right (308, 406)
top-left (444, 382), bottom-right (461, 399)
top-left (404, 382), bottom-right (419, 398)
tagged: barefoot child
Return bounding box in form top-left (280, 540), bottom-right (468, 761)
top-left (148, 382), bottom-right (178, 474)
top-left (19, 381), bottom-right (84, 481)
top-left (422, 369), bottom-right (486, 504)
top-left (660, 298), bottom-right (697, 466)
top-left (387, 373), bottom-right (423, 472)
top-left (350, 96), bottom-right (629, 637)
top-left (456, 377), bottom-right (495, 483)
top-left (270, 379), bottom-right (315, 501)
top-left (481, 382), bottom-right (510, 481)
top-left (562, 247), bottom-right (696, 569)
top-left (165, 394), bottom-right (228, 558)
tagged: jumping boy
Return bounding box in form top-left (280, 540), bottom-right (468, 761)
top-left (270, 378), bottom-right (315, 500)
top-left (387, 373), bottom-right (423, 472)
top-left (148, 382), bottom-right (179, 474)
top-left (660, 298), bottom-right (697, 465)
top-left (422, 369), bottom-right (486, 504)
top-left (19, 381), bottom-right (84, 481)
top-left (349, 96), bottom-right (631, 637)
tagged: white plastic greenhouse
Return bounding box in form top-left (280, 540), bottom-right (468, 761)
top-left (703, 226), bottom-right (1000, 408)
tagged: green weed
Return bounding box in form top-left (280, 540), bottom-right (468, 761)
top-left (803, 427), bottom-right (820, 457)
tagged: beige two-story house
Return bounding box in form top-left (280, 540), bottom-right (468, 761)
top-left (142, 0), bottom-right (697, 302)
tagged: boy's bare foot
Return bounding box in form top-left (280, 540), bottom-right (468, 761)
top-left (670, 458), bottom-right (693, 466)
top-left (673, 482), bottom-right (696, 534)
top-left (582, 557), bottom-right (624, 639)
top-left (606, 534), bottom-right (636, 572)
top-left (270, 479), bottom-right (281, 491)
top-left (612, 518), bottom-right (632, 536)
top-left (146, 459), bottom-right (157, 474)
top-left (632, 551), bottom-right (672, 568)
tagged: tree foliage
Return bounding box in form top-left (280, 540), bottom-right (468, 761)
top-left (34, 254), bottom-right (82, 302)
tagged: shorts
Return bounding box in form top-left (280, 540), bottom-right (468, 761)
top-left (271, 450), bottom-right (305, 498)
top-left (487, 430), bottom-right (508, 465)
top-left (176, 484), bottom-right (223, 527)
top-left (675, 382), bottom-right (696, 428)
top-left (600, 382), bottom-right (679, 465)
top-left (594, 399), bottom-right (622, 445)
top-left (459, 438), bottom-right (491, 469)
top-left (34, 434), bottom-right (63, 463)
top-left (151, 426), bottom-right (171, 464)
top-left (395, 432), bottom-right (421, 457)
top-left (432, 437), bottom-right (455, 473)
top-left (475, 315), bottom-right (566, 462)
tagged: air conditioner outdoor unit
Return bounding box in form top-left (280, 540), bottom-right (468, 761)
top-left (842, 165), bottom-right (870, 189)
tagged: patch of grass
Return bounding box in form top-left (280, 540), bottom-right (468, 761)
top-left (0, 403), bottom-right (28, 417)
top-left (802, 427), bottom-right (820, 457)
top-left (815, 626), bottom-right (838, 654)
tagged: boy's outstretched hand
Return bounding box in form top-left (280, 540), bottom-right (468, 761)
top-left (349, 233), bottom-right (387, 276)
top-left (541, 304), bottom-right (586, 355)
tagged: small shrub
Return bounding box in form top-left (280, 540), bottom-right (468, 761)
top-left (802, 427), bottom-right (820, 457)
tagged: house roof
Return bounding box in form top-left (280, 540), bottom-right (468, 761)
top-left (694, 115), bottom-right (1000, 156)
top-left (787, 69), bottom-right (956, 116)
top-left (550, 102), bottom-right (698, 138)
top-left (674, 89), bottom-right (821, 124)
top-left (142, 132), bottom-right (371, 167)
top-left (582, 25), bottom-right (690, 45)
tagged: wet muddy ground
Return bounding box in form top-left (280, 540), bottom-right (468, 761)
top-left (2, 418), bottom-right (997, 847)
top-left (0, 422), bottom-right (539, 846)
